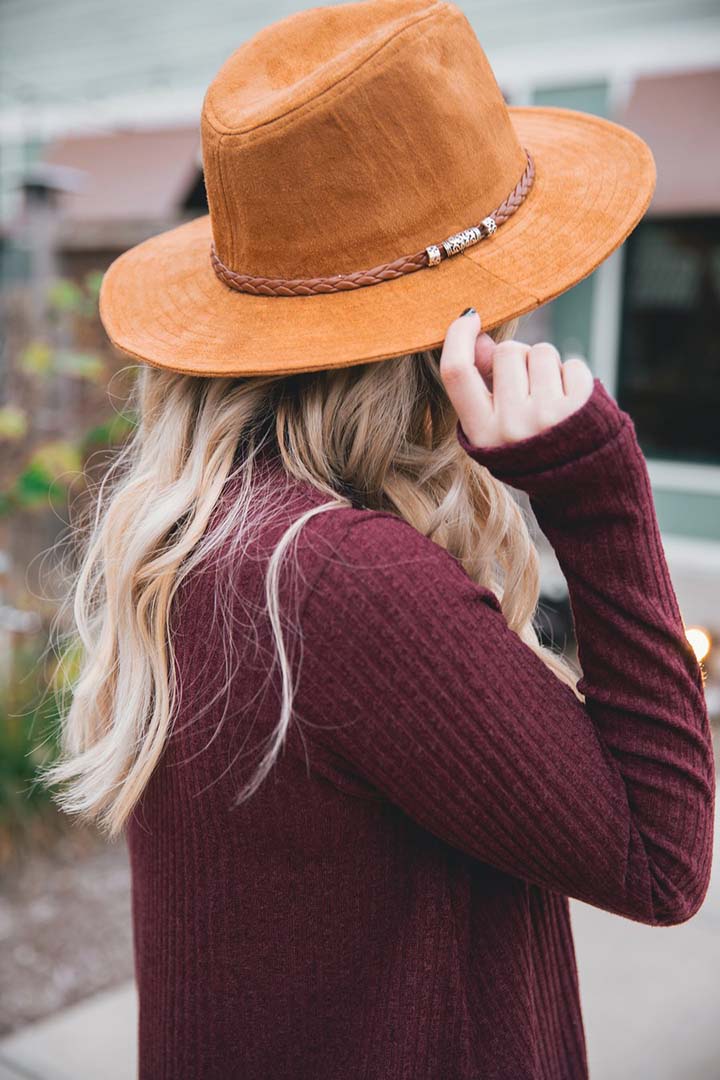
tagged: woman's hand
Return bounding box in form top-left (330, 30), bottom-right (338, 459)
top-left (440, 309), bottom-right (595, 448)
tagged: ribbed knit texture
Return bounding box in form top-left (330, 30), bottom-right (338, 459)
top-left (127, 377), bottom-right (715, 1080)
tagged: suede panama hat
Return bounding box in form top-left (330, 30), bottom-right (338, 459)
top-left (99, 0), bottom-right (656, 377)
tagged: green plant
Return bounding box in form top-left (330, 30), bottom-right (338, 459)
top-left (0, 267), bottom-right (135, 853)
top-left (0, 647), bottom-right (64, 855)
top-left (0, 415), bottom-right (136, 519)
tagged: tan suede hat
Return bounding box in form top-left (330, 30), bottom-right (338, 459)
top-left (99, 0), bottom-right (656, 377)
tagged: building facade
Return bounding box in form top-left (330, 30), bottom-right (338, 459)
top-left (1, 0), bottom-right (719, 686)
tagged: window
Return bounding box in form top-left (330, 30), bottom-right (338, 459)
top-left (617, 217), bottom-right (720, 466)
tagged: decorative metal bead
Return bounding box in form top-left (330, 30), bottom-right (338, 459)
top-left (427, 215), bottom-right (499, 268)
top-left (442, 226), bottom-right (484, 258)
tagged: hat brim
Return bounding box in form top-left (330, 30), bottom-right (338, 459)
top-left (99, 107), bottom-right (655, 377)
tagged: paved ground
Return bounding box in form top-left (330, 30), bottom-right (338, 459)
top-left (0, 831), bottom-right (133, 1037)
top-left (572, 859), bottom-right (720, 1079)
top-left (0, 983), bottom-right (137, 1080)
top-left (1, 806), bottom-right (717, 1079)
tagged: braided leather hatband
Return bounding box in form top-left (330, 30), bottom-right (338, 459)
top-left (210, 150), bottom-right (535, 298)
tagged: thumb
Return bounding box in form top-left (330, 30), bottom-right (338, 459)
top-left (440, 309), bottom-right (493, 437)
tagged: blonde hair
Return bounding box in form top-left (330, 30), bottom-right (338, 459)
top-left (44, 324), bottom-right (582, 836)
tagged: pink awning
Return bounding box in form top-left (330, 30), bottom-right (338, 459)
top-left (620, 70), bottom-right (720, 215)
top-left (44, 126), bottom-right (201, 222)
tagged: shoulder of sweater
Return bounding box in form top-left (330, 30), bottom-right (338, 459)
top-left (294, 503), bottom-right (502, 614)
top-left (298, 502), bottom-right (450, 570)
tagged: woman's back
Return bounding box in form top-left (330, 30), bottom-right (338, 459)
top-left (129, 466), bottom-right (582, 1080)
top-left (128, 390), bottom-right (714, 1078)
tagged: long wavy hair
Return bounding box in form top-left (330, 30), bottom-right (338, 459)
top-left (43, 321), bottom-right (582, 836)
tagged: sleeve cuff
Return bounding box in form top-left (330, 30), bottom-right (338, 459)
top-left (457, 377), bottom-right (630, 481)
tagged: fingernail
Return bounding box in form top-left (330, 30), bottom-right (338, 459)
top-left (460, 307), bottom-right (477, 317)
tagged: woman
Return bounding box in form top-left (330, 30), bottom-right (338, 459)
top-left (46, 2), bottom-right (715, 1078)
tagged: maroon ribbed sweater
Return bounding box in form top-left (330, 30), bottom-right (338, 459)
top-left (127, 377), bottom-right (715, 1080)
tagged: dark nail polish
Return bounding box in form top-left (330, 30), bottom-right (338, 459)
top-left (460, 307), bottom-right (477, 317)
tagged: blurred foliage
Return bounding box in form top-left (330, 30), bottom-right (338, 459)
top-left (1, 270), bottom-right (136, 519)
top-left (84, 270), bottom-right (104, 299)
top-left (0, 417), bottom-right (135, 519)
top-left (55, 349), bottom-right (106, 381)
top-left (19, 340), bottom-right (106, 381)
top-left (0, 404), bottom-right (29, 440)
top-left (18, 340), bottom-right (53, 375)
top-left (1, 267), bottom-right (135, 849)
top-left (0, 646), bottom-right (64, 859)
top-left (15, 440), bottom-right (82, 504)
top-left (83, 412), bottom-right (136, 448)
top-left (47, 278), bottom-right (84, 314)
top-left (47, 270), bottom-right (103, 317)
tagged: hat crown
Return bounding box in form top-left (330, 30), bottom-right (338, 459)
top-left (201, 0), bottom-right (526, 279)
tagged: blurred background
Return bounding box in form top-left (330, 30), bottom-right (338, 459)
top-left (0, 1), bottom-right (718, 1078)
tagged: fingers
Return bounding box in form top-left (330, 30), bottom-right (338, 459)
top-left (562, 356), bottom-right (595, 402)
top-left (440, 310), bottom-right (595, 448)
top-left (527, 342), bottom-right (564, 398)
top-left (440, 311), bottom-right (493, 437)
top-left (492, 341), bottom-right (530, 407)
top-left (474, 331), bottom-right (496, 386)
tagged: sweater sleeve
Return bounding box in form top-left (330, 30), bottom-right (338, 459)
top-left (292, 377), bottom-right (715, 926)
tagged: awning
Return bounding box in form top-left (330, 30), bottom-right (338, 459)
top-left (42, 126), bottom-right (202, 248)
top-left (619, 69), bottom-right (720, 215)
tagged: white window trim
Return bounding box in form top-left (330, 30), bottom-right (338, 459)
top-left (495, 23), bottom-right (720, 102)
top-left (647, 461), bottom-right (720, 496)
top-left (589, 246), bottom-right (624, 391)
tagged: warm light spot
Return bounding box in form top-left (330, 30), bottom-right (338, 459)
top-left (686, 626), bottom-right (711, 663)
